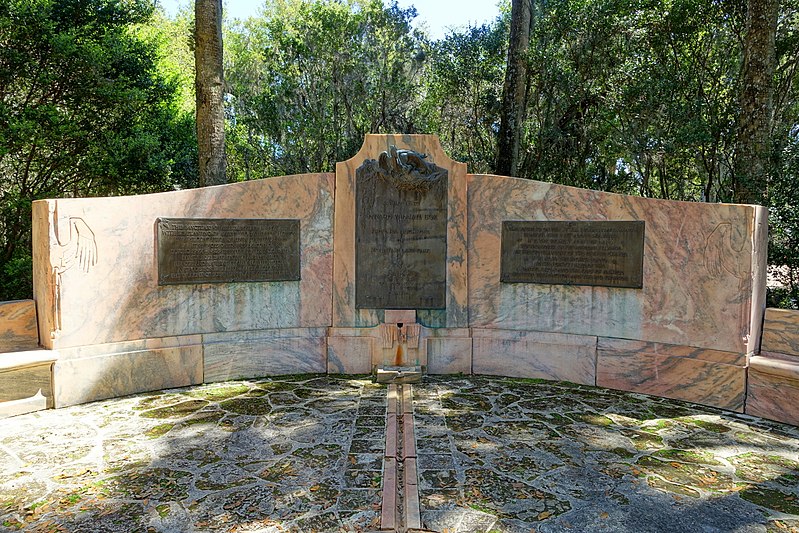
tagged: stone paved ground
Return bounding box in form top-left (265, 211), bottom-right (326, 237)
top-left (415, 377), bottom-right (799, 533)
top-left (1, 375), bottom-right (799, 533)
top-left (0, 375), bottom-right (386, 532)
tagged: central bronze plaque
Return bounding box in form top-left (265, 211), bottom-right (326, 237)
top-left (355, 147), bottom-right (448, 309)
top-left (157, 218), bottom-right (300, 285)
top-left (500, 220), bottom-right (645, 288)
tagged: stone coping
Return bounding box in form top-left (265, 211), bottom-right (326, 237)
top-left (750, 354), bottom-right (799, 380)
top-left (0, 349), bottom-right (57, 372)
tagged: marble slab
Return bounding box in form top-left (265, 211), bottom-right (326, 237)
top-left (747, 355), bottom-right (799, 426)
top-left (203, 328), bottom-right (327, 381)
top-left (0, 390), bottom-right (47, 419)
top-left (54, 344), bottom-right (203, 407)
top-left (596, 338), bottom-right (746, 411)
top-left (327, 335), bottom-right (374, 374)
top-left (426, 337), bottom-right (472, 375)
top-left (333, 135), bottom-right (468, 328)
top-left (472, 328), bottom-right (597, 385)
top-left (32, 174), bottom-right (334, 350)
top-left (0, 299), bottom-right (39, 352)
top-left (761, 308), bottom-right (799, 357)
top-left (0, 360), bottom-right (53, 406)
top-left (467, 175), bottom-right (766, 355)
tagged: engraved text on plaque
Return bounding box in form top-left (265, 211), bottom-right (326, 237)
top-left (157, 218), bottom-right (300, 285)
top-left (500, 221), bottom-right (645, 288)
top-left (355, 146), bottom-right (448, 309)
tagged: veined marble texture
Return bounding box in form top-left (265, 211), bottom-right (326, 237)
top-left (326, 326), bottom-right (472, 375)
top-left (332, 134), bottom-right (468, 329)
top-left (0, 300), bottom-right (39, 352)
top-left (761, 308), bottom-right (799, 357)
top-left (747, 354), bottom-right (799, 426)
top-left (32, 174), bottom-right (334, 349)
top-left (596, 338), bottom-right (746, 411)
top-left (467, 175), bottom-right (768, 355)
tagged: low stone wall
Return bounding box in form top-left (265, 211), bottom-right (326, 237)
top-left (747, 308), bottom-right (799, 425)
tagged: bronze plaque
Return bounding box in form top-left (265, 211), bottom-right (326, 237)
top-left (355, 146), bottom-right (448, 309)
top-left (157, 218), bottom-right (300, 285)
top-left (500, 221), bottom-right (645, 288)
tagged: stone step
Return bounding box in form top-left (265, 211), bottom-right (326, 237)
top-left (0, 349), bottom-right (58, 418)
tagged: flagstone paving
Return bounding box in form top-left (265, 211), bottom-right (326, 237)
top-left (414, 376), bottom-right (799, 533)
top-left (1, 374), bottom-right (799, 532)
top-left (0, 375), bottom-right (386, 532)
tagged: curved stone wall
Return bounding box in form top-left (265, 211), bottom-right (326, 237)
top-left (8, 134), bottom-right (774, 420)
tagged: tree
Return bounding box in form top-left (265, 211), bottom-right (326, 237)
top-left (0, 0), bottom-right (195, 300)
top-left (496, 0), bottom-right (532, 177)
top-left (734, 0), bottom-right (779, 204)
top-left (224, 0), bottom-right (424, 179)
top-left (195, 0), bottom-right (226, 186)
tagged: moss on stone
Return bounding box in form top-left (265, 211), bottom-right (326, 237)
top-left (219, 397), bottom-right (271, 416)
top-left (144, 423), bottom-right (174, 439)
top-left (139, 400), bottom-right (208, 419)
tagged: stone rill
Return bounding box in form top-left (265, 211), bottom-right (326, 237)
top-left (156, 218), bottom-right (300, 284)
top-left (500, 220), bottom-right (645, 288)
top-left (355, 146), bottom-right (448, 309)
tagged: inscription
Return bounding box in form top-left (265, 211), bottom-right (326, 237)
top-left (500, 221), bottom-right (645, 288)
top-left (355, 147), bottom-right (448, 309)
top-left (157, 218), bottom-right (300, 285)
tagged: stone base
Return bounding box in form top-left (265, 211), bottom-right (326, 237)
top-left (0, 349), bottom-right (57, 416)
top-left (327, 327), bottom-right (472, 375)
top-left (746, 355), bottom-right (799, 426)
top-left (0, 390), bottom-right (48, 418)
top-left (376, 365), bottom-right (423, 384)
top-left (472, 328), bottom-right (597, 385)
top-left (597, 338), bottom-right (746, 411)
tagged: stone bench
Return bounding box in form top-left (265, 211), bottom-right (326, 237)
top-left (746, 308), bottom-right (799, 426)
top-left (0, 300), bottom-right (58, 418)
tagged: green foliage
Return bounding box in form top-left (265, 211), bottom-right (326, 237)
top-left (0, 0), bottom-right (197, 299)
top-left (224, 0), bottom-right (426, 179)
top-left (418, 21), bottom-right (508, 172)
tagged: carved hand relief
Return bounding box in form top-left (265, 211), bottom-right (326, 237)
top-left (704, 222), bottom-right (751, 312)
top-left (49, 205), bottom-right (98, 338)
top-left (704, 222), bottom-right (748, 280)
top-left (355, 145), bottom-right (448, 309)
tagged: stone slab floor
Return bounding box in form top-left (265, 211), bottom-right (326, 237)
top-left (1, 375), bottom-right (799, 532)
top-left (1, 376), bottom-right (386, 532)
top-left (415, 377), bottom-right (799, 533)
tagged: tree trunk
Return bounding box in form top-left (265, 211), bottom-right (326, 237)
top-left (496, 0), bottom-right (532, 177)
top-left (733, 0), bottom-right (777, 204)
top-left (195, 0), bottom-right (226, 187)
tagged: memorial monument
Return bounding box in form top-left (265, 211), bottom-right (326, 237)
top-left (3, 133), bottom-right (797, 428)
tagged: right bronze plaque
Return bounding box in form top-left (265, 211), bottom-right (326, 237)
top-left (500, 221), bottom-right (645, 288)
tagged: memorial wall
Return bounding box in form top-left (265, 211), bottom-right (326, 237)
top-left (26, 134), bottom-right (767, 412)
top-left (31, 174), bottom-right (334, 406)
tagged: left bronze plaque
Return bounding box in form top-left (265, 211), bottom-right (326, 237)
top-left (157, 218), bottom-right (300, 285)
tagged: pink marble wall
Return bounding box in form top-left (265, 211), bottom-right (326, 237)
top-left (472, 328), bottom-right (597, 385)
top-left (761, 308), bottom-right (799, 357)
top-left (596, 338), bottom-right (746, 411)
top-left (745, 309), bottom-right (799, 425)
top-left (32, 174), bottom-right (334, 349)
top-left (467, 175), bottom-right (766, 356)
